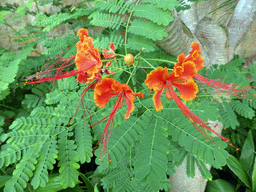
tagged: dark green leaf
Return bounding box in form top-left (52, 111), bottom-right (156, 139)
top-left (239, 130), bottom-right (254, 173)
top-left (227, 155), bottom-right (251, 188)
top-left (206, 179), bottom-right (235, 192)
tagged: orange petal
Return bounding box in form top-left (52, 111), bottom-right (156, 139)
top-left (153, 88), bottom-right (165, 111)
top-left (169, 61), bottom-right (197, 81)
top-left (110, 42), bottom-right (116, 50)
top-left (188, 42), bottom-right (204, 71)
top-left (180, 61), bottom-right (197, 79)
top-left (144, 67), bottom-right (168, 91)
top-left (174, 66), bottom-right (184, 77)
top-left (123, 89), bottom-right (144, 119)
top-left (78, 28), bottom-right (89, 42)
top-left (175, 53), bottom-right (186, 68)
top-left (81, 37), bottom-right (94, 52)
top-left (94, 78), bottom-right (120, 108)
top-left (124, 95), bottom-right (135, 119)
top-left (175, 43), bottom-right (204, 72)
top-left (172, 79), bottom-right (198, 101)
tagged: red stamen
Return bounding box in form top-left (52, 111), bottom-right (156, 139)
top-left (194, 74), bottom-right (256, 100)
top-left (166, 81), bottom-right (238, 150)
top-left (24, 60), bottom-right (98, 85)
top-left (91, 93), bottom-right (124, 158)
top-left (68, 79), bottom-right (100, 126)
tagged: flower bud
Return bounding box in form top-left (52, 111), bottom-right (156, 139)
top-left (124, 54), bottom-right (134, 66)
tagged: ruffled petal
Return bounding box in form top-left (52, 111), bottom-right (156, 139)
top-left (102, 43), bottom-right (116, 59)
top-left (172, 79), bottom-right (199, 101)
top-left (175, 42), bottom-right (204, 72)
top-left (187, 42), bottom-right (204, 71)
top-left (110, 42), bottom-right (116, 50)
top-left (175, 53), bottom-right (186, 68)
top-left (153, 88), bottom-right (165, 111)
top-left (173, 66), bottom-right (184, 77)
top-left (190, 42), bottom-right (202, 54)
top-left (169, 61), bottom-right (197, 82)
top-left (77, 28), bottom-right (89, 42)
top-left (123, 89), bottom-right (144, 119)
top-left (124, 95), bottom-right (135, 119)
top-left (144, 67), bottom-right (168, 91)
top-left (94, 78), bottom-right (120, 108)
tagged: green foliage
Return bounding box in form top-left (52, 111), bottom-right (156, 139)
top-left (199, 58), bottom-right (256, 130)
top-left (141, 0), bottom-right (180, 11)
top-left (133, 4), bottom-right (174, 26)
top-left (42, 34), bottom-right (78, 57)
top-left (89, 12), bottom-right (126, 30)
top-left (33, 8), bottom-right (95, 32)
top-left (94, 0), bottom-right (135, 14)
top-left (94, 32), bottom-right (124, 50)
top-left (1, 0), bottom-right (255, 192)
top-left (218, 101), bottom-right (240, 129)
top-left (0, 45), bottom-right (33, 101)
top-left (89, 0), bottom-right (178, 50)
top-left (128, 19), bottom-right (168, 41)
top-left (0, 77), bottom-right (93, 191)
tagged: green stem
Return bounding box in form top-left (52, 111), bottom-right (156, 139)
top-left (139, 56), bottom-right (156, 69)
top-left (144, 58), bottom-right (176, 65)
top-left (124, 0), bottom-right (140, 55)
top-left (125, 62), bottom-right (137, 85)
top-left (0, 168), bottom-right (7, 175)
top-left (0, 103), bottom-right (15, 110)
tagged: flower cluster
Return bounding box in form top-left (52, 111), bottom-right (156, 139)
top-left (144, 42), bottom-right (238, 149)
top-left (75, 28), bottom-right (102, 83)
top-left (23, 29), bottom-right (144, 155)
top-left (24, 29), bottom-right (256, 154)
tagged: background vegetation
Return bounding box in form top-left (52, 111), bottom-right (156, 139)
top-left (0, 0), bottom-right (256, 191)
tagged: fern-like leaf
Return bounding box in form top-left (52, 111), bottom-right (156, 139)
top-left (74, 121), bottom-right (92, 164)
top-left (95, 0), bottom-right (135, 14)
top-left (141, 0), bottom-right (179, 11)
top-left (31, 139), bottom-right (58, 189)
top-left (33, 8), bottom-right (94, 32)
top-left (94, 115), bottom-right (142, 169)
top-left (89, 12), bottom-right (125, 30)
top-left (94, 33), bottom-right (124, 50)
top-left (186, 152), bottom-right (195, 178)
top-left (128, 19), bottom-right (168, 41)
top-left (231, 100), bottom-right (255, 119)
top-left (134, 113), bottom-right (169, 191)
top-left (101, 166), bottom-right (132, 191)
top-left (0, 45), bottom-right (33, 100)
top-left (195, 157), bottom-right (212, 181)
top-left (42, 34), bottom-right (78, 57)
top-left (133, 4), bottom-right (174, 26)
top-left (126, 35), bottom-right (157, 53)
top-left (57, 131), bottom-right (80, 188)
top-left (4, 144), bottom-right (41, 192)
top-left (22, 83), bottom-right (52, 108)
top-left (218, 101), bottom-right (239, 129)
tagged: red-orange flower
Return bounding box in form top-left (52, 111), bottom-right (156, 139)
top-left (175, 42), bottom-right (204, 72)
top-left (94, 78), bottom-right (144, 119)
top-left (102, 42), bottom-right (116, 59)
top-left (92, 78), bottom-right (144, 156)
top-left (75, 28), bottom-right (102, 83)
top-left (182, 42), bottom-right (256, 101)
top-left (145, 65), bottom-right (198, 111)
top-left (102, 42), bottom-right (116, 67)
top-left (145, 67), bottom-right (237, 149)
